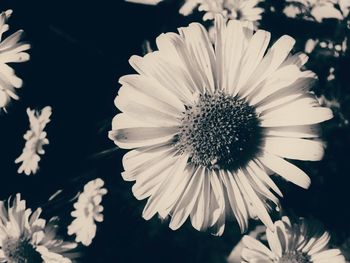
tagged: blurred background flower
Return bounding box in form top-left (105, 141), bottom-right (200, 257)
top-left (241, 216), bottom-right (345, 262)
top-left (15, 106), bottom-right (52, 175)
top-left (68, 178), bottom-right (107, 246)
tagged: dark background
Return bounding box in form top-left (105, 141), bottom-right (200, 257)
top-left (0, 0), bottom-right (349, 262)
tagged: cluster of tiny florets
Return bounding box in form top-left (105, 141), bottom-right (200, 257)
top-left (278, 251), bottom-right (310, 263)
top-left (175, 92), bottom-right (262, 170)
top-left (2, 236), bottom-right (42, 263)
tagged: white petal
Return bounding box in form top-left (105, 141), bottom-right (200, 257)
top-left (111, 113), bottom-right (153, 130)
top-left (129, 53), bottom-right (194, 103)
top-left (169, 166), bottom-right (204, 230)
top-left (208, 169), bottom-right (226, 236)
top-left (220, 170), bottom-right (248, 232)
top-left (256, 76), bottom-right (317, 113)
top-left (236, 169), bottom-right (274, 231)
top-left (119, 74), bottom-right (185, 114)
top-left (266, 227), bottom-right (283, 257)
top-left (263, 137), bottom-right (325, 161)
top-left (259, 153), bottom-right (311, 189)
top-left (249, 66), bottom-right (313, 105)
top-left (114, 93), bottom-right (180, 127)
top-left (236, 30), bottom-right (271, 95)
top-left (155, 32), bottom-right (203, 93)
top-left (281, 52), bottom-right (309, 68)
top-left (0, 30), bottom-right (24, 50)
top-left (142, 155), bottom-right (189, 220)
top-left (260, 107), bottom-right (333, 127)
top-left (132, 155), bottom-right (176, 200)
top-left (248, 160), bottom-right (283, 197)
top-left (214, 15), bottom-right (226, 92)
top-left (109, 126), bottom-right (177, 149)
top-left (265, 125), bottom-right (320, 138)
top-left (178, 23), bottom-right (216, 93)
top-left (242, 235), bottom-right (275, 259)
top-left (122, 143), bottom-right (173, 173)
top-left (308, 231), bottom-right (331, 255)
top-left (310, 249), bottom-right (344, 262)
top-left (244, 166), bottom-right (279, 206)
top-left (190, 169), bottom-right (211, 231)
top-left (222, 20), bottom-right (245, 94)
top-left (241, 35), bottom-right (296, 98)
top-left (117, 83), bottom-right (181, 118)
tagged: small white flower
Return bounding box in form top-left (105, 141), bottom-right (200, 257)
top-left (180, 0), bottom-right (265, 24)
top-left (124, 0), bottom-right (264, 23)
top-left (0, 9), bottom-right (30, 110)
top-left (68, 178), bottom-right (107, 246)
top-left (0, 194), bottom-right (78, 263)
top-left (283, 4), bottom-right (303, 18)
top-left (15, 106), bottom-right (52, 176)
top-left (195, 0), bottom-right (264, 23)
top-left (241, 216), bottom-right (346, 262)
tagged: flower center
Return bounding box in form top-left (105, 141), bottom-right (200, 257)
top-left (175, 92), bottom-right (262, 170)
top-left (277, 252), bottom-right (310, 263)
top-left (2, 236), bottom-right (42, 263)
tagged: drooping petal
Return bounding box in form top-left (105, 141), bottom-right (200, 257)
top-left (259, 153), bottom-right (311, 189)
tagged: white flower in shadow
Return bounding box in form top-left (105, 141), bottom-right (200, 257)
top-left (68, 178), bottom-right (107, 246)
top-left (242, 216), bottom-right (346, 262)
top-left (182, 0), bottom-right (264, 23)
top-left (15, 106), bottom-right (52, 175)
top-left (125, 0), bottom-right (264, 24)
top-left (0, 194), bottom-right (78, 263)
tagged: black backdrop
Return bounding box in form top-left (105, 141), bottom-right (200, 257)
top-left (0, 0), bottom-right (349, 262)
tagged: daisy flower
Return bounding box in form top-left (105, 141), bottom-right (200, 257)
top-left (125, 0), bottom-right (264, 24)
top-left (0, 9), bottom-right (30, 110)
top-left (68, 178), bottom-right (107, 246)
top-left (284, 0), bottom-right (350, 22)
top-left (181, 0), bottom-right (264, 23)
top-left (15, 106), bottom-right (52, 175)
top-left (109, 15), bottom-right (333, 235)
top-left (0, 193), bottom-right (78, 263)
top-left (241, 216), bottom-right (346, 262)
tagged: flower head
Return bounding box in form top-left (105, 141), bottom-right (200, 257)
top-left (0, 194), bottom-right (78, 263)
top-left (182, 0), bottom-right (264, 23)
top-left (241, 216), bottom-right (346, 262)
top-left (15, 106), bottom-right (52, 176)
top-left (0, 9), bottom-right (30, 110)
top-left (125, 0), bottom-right (264, 23)
top-left (109, 16), bottom-right (333, 235)
top-left (68, 178), bottom-right (107, 246)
